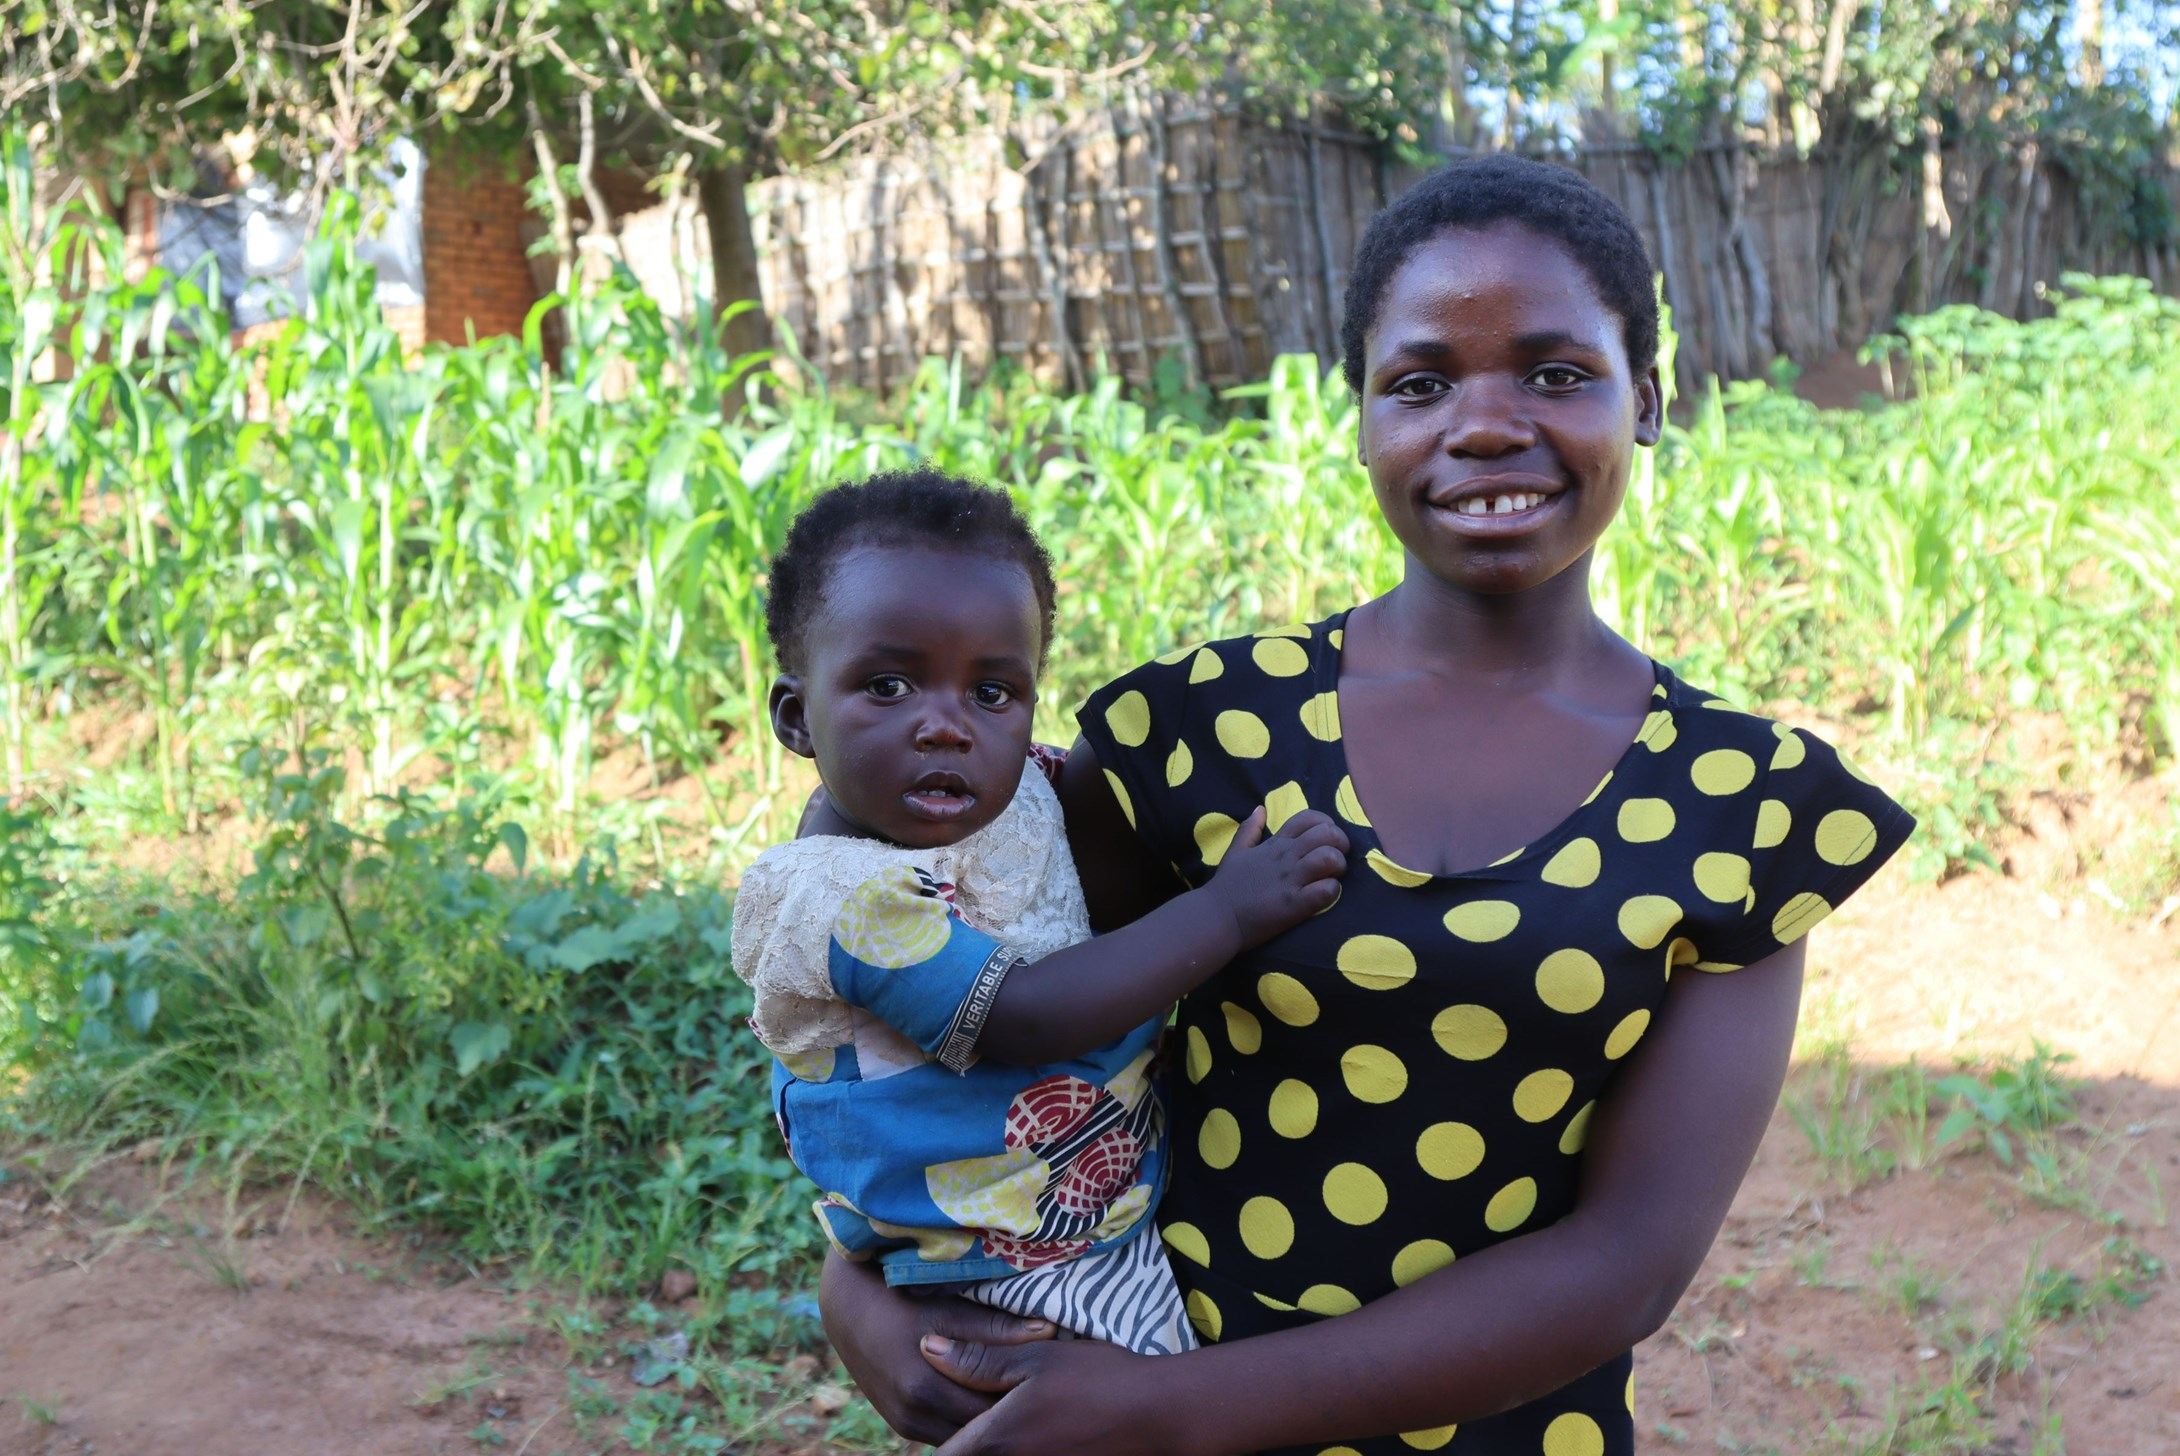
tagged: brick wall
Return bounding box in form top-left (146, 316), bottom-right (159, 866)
top-left (420, 147), bottom-right (543, 346)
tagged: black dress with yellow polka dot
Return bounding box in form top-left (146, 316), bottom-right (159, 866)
top-left (1077, 611), bottom-right (1913, 1456)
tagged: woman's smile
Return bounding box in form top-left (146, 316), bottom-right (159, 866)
top-left (1423, 473), bottom-right (1569, 536)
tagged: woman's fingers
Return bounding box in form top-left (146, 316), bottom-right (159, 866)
top-left (924, 1305), bottom-right (1057, 1346)
top-left (921, 1335), bottom-right (1044, 1395)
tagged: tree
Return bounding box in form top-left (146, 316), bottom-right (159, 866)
top-left (0, 2), bottom-right (1196, 353)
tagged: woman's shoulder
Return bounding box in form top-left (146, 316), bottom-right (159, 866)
top-left (1080, 613), bottom-right (1346, 736)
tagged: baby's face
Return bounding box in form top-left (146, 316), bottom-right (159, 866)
top-left (773, 543), bottom-right (1041, 850)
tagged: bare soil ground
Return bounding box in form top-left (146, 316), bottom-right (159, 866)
top-left (4, 849), bottom-right (2176, 1455)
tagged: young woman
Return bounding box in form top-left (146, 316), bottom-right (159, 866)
top-left (817, 155), bottom-right (1914, 1456)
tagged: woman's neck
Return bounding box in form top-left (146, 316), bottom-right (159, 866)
top-left (1360, 549), bottom-right (1625, 687)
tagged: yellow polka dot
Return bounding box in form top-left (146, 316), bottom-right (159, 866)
top-left (1535, 949), bottom-right (1605, 1013)
top-left (1691, 748), bottom-right (1758, 796)
top-left (1185, 1025), bottom-right (1212, 1083)
top-left (1815, 808), bottom-right (1877, 865)
top-left (1258, 972), bottom-right (1319, 1027)
top-left (1269, 1078), bottom-right (1318, 1137)
top-left (1772, 891), bottom-right (1831, 943)
top-left (1489, 845), bottom-right (1526, 867)
top-left (1104, 691), bottom-right (1151, 748)
top-left (1185, 1288), bottom-right (1222, 1340)
top-left (1443, 900), bottom-right (1520, 942)
top-left (1583, 770), bottom-right (1614, 805)
top-left (1104, 769), bottom-right (1136, 828)
top-left (1368, 848), bottom-right (1432, 887)
top-left (1341, 1044), bottom-right (1408, 1103)
top-left (1154, 642), bottom-right (1197, 666)
top-left (1617, 797), bottom-right (1677, 842)
top-left (1239, 1195), bottom-right (1294, 1259)
top-left (1300, 691), bottom-right (1342, 741)
top-left (1640, 709), bottom-right (1678, 753)
top-left (1839, 750), bottom-right (1875, 785)
top-left (1702, 697), bottom-right (1739, 711)
top-left (1416, 1121), bottom-right (1486, 1180)
top-left (1513, 1068), bottom-right (1575, 1122)
top-left (1391, 1239), bottom-right (1456, 1287)
top-left (1338, 934), bottom-right (1417, 990)
top-left (1264, 780), bottom-right (1310, 831)
top-left (1162, 1222), bottom-right (1211, 1268)
top-left (1754, 798), bottom-right (1792, 849)
top-left (1297, 1283), bottom-right (1361, 1316)
top-left (1322, 1162), bottom-right (1388, 1224)
top-left (1328, 628), bottom-right (1344, 649)
top-left (1603, 1009), bottom-right (1651, 1060)
top-left (1618, 894), bottom-right (1683, 950)
top-left (1432, 1004), bottom-right (1507, 1060)
top-left (1195, 812), bottom-right (1240, 865)
top-left (1398, 1426), bottom-right (1457, 1450)
top-left (1256, 1292), bottom-right (1298, 1312)
top-left (1166, 739), bottom-right (1194, 787)
top-left (1558, 1100), bottom-right (1596, 1153)
top-left (1693, 851), bottom-right (1752, 904)
top-left (1771, 722), bottom-right (1806, 769)
top-left (1626, 1370), bottom-right (1636, 1413)
top-left (1666, 935), bottom-right (1699, 970)
top-left (1198, 1109), bottom-right (1241, 1169)
top-left (1543, 1411), bottom-right (1605, 1456)
top-left (1253, 637), bottom-right (1310, 677)
top-left (1222, 1001), bottom-right (1263, 1054)
top-left (1335, 775), bottom-right (1371, 825)
top-left (1215, 709), bottom-right (1271, 759)
top-left (1256, 623), bottom-right (1311, 639)
top-left (1484, 1176), bottom-right (1538, 1232)
top-left (1188, 647), bottom-right (1225, 683)
top-left (1540, 837), bottom-right (1601, 888)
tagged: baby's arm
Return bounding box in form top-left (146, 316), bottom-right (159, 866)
top-left (972, 809), bottom-right (1346, 1065)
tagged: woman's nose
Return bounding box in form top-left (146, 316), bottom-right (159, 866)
top-left (1443, 380), bottom-right (1536, 457)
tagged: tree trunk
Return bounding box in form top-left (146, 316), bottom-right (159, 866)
top-left (697, 160), bottom-right (772, 362)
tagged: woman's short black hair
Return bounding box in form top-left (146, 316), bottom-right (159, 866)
top-left (1339, 155), bottom-right (1659, 392)
top-left (765, 469), bottom-right (1058, 673)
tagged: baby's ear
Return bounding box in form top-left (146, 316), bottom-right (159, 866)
top-left (769, 676), bottom-right (816, 758)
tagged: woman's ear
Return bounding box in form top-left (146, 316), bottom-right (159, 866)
top-left (770, 676), bottom-right (816, 759)
top-left (1634, 364), bottom-right (1665, 448)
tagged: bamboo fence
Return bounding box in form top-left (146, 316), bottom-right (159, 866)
top-left (741, 98), bottom-right (2180, 394)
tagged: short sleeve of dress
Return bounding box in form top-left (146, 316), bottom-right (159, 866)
top-left (828, 865), bottom-right (1022, 1073)
top-left (1075, 650), bottom-right (1198, 867)
top-left (1689, 725), bottom-right (1916, 971)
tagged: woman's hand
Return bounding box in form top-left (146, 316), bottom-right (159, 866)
top-left (922, 1336), bottom-right (1187, 1456)
top-left (817, 1252), bottom-right (1057, 1445)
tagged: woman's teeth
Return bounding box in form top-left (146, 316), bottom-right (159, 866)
top-left (1454, 492), bottom-right (1548, 517)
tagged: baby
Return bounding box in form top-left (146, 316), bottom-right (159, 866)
top-left (732, 470), bottom-right (1347, 1354)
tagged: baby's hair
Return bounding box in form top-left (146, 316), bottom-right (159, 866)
top-left (765, 469), bottom-right (1058, 673)
top-left (1339, 155), bottom-right (1659, 393)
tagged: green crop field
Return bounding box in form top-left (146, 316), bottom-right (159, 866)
top-left (3, 139), bottom-right (2179, 1451)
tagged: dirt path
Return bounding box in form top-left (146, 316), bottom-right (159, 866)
top-left (4, 863), bottom-right (2177, 1455)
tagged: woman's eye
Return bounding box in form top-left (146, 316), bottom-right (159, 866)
top-left (973, 683), bottom-right (1016, 708)
top-left (1531, 366), bottom-right (1587, 389)
top-left (867, 675), bottom-right (912, 700)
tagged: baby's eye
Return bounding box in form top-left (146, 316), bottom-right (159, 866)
top-left (973, 682), bottom-right (1017, 709)
top-left (1530, 365), bottom-right (1588, 390)
top-left (867, 675), bottom-right (912, 700)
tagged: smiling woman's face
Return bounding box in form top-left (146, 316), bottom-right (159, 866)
top-left (1358, 222), bottom-right (1663, 598)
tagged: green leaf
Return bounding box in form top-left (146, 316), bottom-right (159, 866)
top-left (124, 985), bottom-right (159, 1035)
top-left (449, 1021), bottom-right (511, 1077)
top-left (549, 924), bottom-right (620, 973)
top-left (80, 970), bottom-right (114, 1011)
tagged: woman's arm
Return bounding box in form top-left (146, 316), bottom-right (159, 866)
top-left (1056, 736), bottom-right (1188, 932)
top-left (922, 936), bottom-right (1809, 1456)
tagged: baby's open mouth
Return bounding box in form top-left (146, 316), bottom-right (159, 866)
top-left (903, 771), bottom-right (977, 823)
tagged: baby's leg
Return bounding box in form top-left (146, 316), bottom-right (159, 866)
top-left (955, 1227), bottom-right (1199, 1355)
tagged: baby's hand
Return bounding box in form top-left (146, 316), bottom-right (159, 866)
top-left (1205, 807), bottom-right (1349, 945)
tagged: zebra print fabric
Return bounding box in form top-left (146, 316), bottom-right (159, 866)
top-left (957, 1224), bottom-right (1200, 1355)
